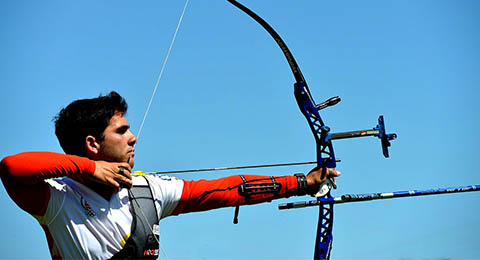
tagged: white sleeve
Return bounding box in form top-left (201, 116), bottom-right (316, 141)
top-left (34, 179), bottom-right (66, 225)
top-left (143, 175), bottom-right (184, 220)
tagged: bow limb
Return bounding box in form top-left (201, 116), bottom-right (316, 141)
top-left (226, 0), bottom-right (305, 83)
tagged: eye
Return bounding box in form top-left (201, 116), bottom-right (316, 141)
top-left (117, 125), bottom-right (129, 134)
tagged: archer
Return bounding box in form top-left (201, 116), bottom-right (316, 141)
top-left (0, 91), bottom-right (340, 259)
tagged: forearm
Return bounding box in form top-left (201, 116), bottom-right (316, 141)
top-left (172, 175), bottom-right (298, 215)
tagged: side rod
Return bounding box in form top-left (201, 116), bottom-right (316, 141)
top-left (279, 185), bottom-right (480, 210)
top-left (330, 129), bottom-right (380, 140)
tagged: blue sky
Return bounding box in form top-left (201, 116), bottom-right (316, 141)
top-left (1, 0), bottom-right (479, 259)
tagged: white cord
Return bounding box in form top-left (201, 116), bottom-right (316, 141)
top-left (137, 0), bottom-right (190, 142)
top-left (133, 1), bottom-right (190, 259)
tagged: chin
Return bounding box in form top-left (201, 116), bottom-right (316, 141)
top-left (128, 158), bottom-right (135, 168)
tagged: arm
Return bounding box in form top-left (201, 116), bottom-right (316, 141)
top-left (173, 168), bottom-right (340, 215)
top-left (0, 151), bottom-right (134, 216)
top-left (0, 151), bottom-right (97, 216)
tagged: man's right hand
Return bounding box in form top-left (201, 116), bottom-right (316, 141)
top-left (92, 161), bottom-right (133, 193)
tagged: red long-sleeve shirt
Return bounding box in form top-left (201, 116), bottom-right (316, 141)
top-left (1, 152), bottom-right (300, 258)
top-left (0, 151), bottom-right (299, 217)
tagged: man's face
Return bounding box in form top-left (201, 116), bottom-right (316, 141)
top-left (97, 113), bottom-right (137, 168)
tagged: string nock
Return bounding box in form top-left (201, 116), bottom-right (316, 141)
top-left (316, 96), bottom-right (341, 110)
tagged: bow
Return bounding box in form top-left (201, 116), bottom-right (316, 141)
top-left (227, 1), bottom-right (396, 259)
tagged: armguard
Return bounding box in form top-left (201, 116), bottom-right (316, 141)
top-left (234, 175), bottom-right (282, 224)
top-left (238, 175), bottom-right (282, 196)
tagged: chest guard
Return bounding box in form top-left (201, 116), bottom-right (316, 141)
top-left (111, 177), bottom-right (160, 259)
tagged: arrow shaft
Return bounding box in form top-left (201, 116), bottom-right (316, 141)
top-left (135, 161), bottom-right (343, 175)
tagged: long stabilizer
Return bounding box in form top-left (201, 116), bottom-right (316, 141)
top-left (279, 185), bottom-right (480, 210)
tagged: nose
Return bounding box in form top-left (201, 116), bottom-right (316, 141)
top-left (128, 130), bottom-right (137, 146)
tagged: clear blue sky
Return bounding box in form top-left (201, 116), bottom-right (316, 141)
top-left (1, 0), bottom-right (479, 259)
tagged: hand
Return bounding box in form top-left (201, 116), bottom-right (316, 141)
top-left (91, 161), bottom-right (133, 193)
top-left (305, 167), bottom-right (341, 194)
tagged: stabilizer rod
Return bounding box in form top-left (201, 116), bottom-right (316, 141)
top-left (328, 115), bottom-right (397, 158)
top-left (279, 185), bottom-right (480, 210)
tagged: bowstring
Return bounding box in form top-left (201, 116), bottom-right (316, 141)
top-left (136, 0), bottom-right (190, 142)
top-left (131, 1), bottom-right (190, 259)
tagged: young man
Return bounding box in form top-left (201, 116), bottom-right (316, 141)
top-left (0, 91), bottom-right (340, 259)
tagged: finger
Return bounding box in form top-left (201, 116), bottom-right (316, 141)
top-left (121, 174), bottom-right (133, 186)
top-left (117, 166), bottom-right (132, 180)
top-left (114, 171), bottom-right (133, 188)
top-left (320, 167), bottom-right (328, 179)
top-left (111, 176), bottom-right (131, 191)
top-left (119, 178), bottom-right (133, 189)
top-left (107, 177), bottom-right (121, 193)
top-left (328, 168), bottom-right (334, 177)
top-left (331, 169), bottom-right (341, 177)
top-left (118, 167), bottom-right (125, 176)
top-left (326, 168), bottom-right (341, 178)
top-left (118, 162), bottom-right (132, 172)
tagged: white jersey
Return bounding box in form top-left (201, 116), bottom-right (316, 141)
top-left (34, 175), bottom-right (183, 259)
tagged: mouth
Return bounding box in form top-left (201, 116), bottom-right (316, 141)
top-left (126, 151), bottom-right (134, 164)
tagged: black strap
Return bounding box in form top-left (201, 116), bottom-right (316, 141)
top-left (233, 175), bottom-right (249, 224)
top-left (111, 177), bottom-right (159, 259)
top-left (234, 175), bottom-right (282, 224)
top-left (294, 173), bottom-right (309, 196)
top-left (238, 175), bottom-right (281, 196)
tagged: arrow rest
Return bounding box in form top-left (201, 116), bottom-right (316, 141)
top-left (314, 178), bottom-right (335, 198)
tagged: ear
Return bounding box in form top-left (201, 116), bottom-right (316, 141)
top-left (85, 135), bottom-right (100, 156)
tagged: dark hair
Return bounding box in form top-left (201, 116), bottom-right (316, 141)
top-left (54, 91), bottom-right (128, 156)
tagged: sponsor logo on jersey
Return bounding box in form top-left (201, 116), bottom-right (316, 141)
top-left (80, 197), bottom-right (96, 217)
